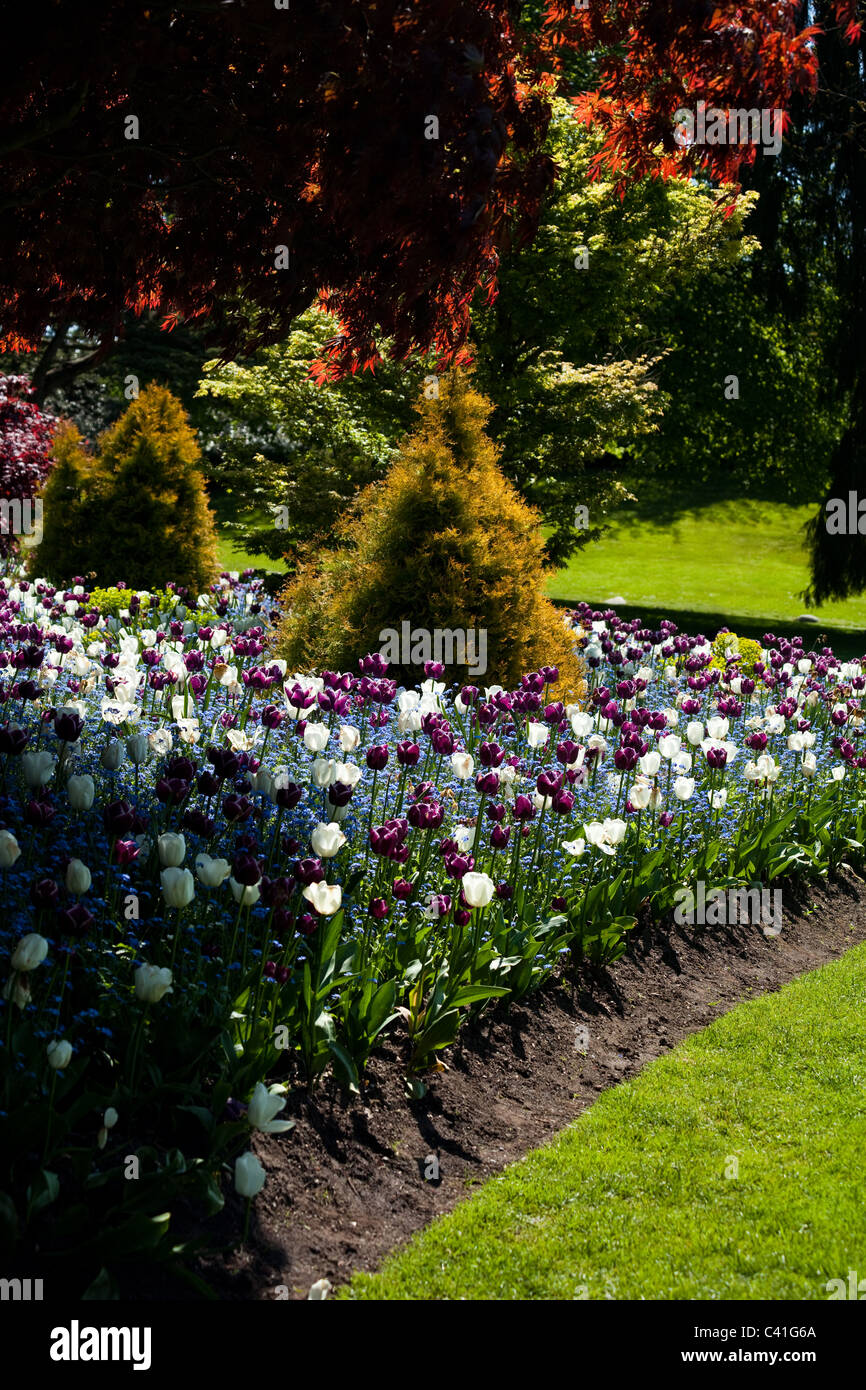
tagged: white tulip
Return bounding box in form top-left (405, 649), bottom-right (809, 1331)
top-left (453, 824), bottom-right (473, 852)
top-left (801, 751), bottom-right (818, 778)
top-left (229, 878), bottom-right (261, 906)
top-left (527, 722), bottom-right (549, 748)
top-left (756, 754), bottom-right (780, 784)
top-left (22, 750), bottom-right (55, 788)
top-left (303, 722), bottom-right (330, 753)
top-left (250, 768), bottom-right (273, 797)
top-left (310, 822), bottom-right (346, 858)
top-left (196, 854), bottom-right (231, 888)
top-left (602, 818), bottom-right (627, 845)
top-left (310, 758), bottom-right (337, 789)
top-left (709, 789), bottom-right (728, 810)
top-left (451, 752), bottom-right (475, 781)
top-left (338, 725), bottom-right (361, 753)
top-left (333, 761), bottom-right (362, 788)
top-left (248, 1082), bottom-right (295, 1135)
top-left (100, 741), bottom-right (126, 771)
top-left (658, 734), bottom-right (681, 760)
top-left (638, 750), bottom-right (661, 777)
top-left (66, 774), bottom-right (95, 811)
top-left (134, 963), bottom-right (173, 1003)
top-left (302, 881), bottom-right (342, 916)
top-left (65, 859), bottom-right (92, 894)
top-left (126, 734), bottom-right (149, 765)
top-left (234, 1152), bottom-right (267, 1199)
top-left (461, 872), bottom-right (495, 909)
top-left (158, 833), bottom-right (186, 868)
top-left (673, 777), bottom-right (695, 801)
top-left (47, 1039), bottom-right (73, 1070)
top-left (11, 933), bottom-right (49, 971)
top-left (706, 716), bottom-right (730, 740)
top-left (685, 721), bottom-right (704, 747)
top-left (630, 783), bottom-right (652, 810)
top-left (160, 867), bottom-right (195, 909)
top-left (562, 838), bottom-right (586, 857)
top-left (148, 728), bottom-right (173, 757)
top-left (0, 830), bottom-right (21, 869)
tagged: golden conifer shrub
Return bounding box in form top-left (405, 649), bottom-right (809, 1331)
top-left (274, 370), bottom-right (585, 700)
top-left (30, 384), bottom-right (218, 593)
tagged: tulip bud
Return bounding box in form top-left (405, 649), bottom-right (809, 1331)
top-left (160, 867), bottom-right (195, 908)
top-left (234, 1151), bottom-right (267, 1198)
top-left (101, 741), bottom-right (126, 771)
top-left (65, 858), bottom-right (92, 895)
top-left (157, 832), bottom-right (186, 867)
top-left (2, 974), bottom-right (30, 1009)
top-left (47, 1038), bottom-right (73, 1070)
top-left (11, 933), bottom-right (49, 972)
top-left (67, 774), bottom-right (95, 811)
top-left (126, 733), bottom-right (149, 765)
top-left (22, 750), bottom-right (56, 788)
top-left (0, 830), bottom-right (21, 869)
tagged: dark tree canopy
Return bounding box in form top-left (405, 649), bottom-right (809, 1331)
top-left (1, 0), bottom-right (857, 378)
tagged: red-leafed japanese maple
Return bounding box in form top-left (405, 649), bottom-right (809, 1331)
top-left (0, 1), bottom-right (860, 376)
top-left (0, 377), bottom-right (56, 559)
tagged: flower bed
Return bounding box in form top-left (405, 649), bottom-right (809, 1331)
top-left (0, 573), bottom-right (863, 1291)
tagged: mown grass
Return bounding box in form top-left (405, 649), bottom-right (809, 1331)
top-left (549, 478), bottom-right (866, 643)
top-left (345, 936), bottom-right (866, 1300)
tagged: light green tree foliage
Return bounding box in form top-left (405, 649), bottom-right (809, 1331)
top-left (635, 216), bottom-right (841, 507)
top-left (196, 309), bottom-right (428, 566)
top-left (197, 102), bottom-right (759, 569)
top-left (470, 99), bottom-right (760, 564)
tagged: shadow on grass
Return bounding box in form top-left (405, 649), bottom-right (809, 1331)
top-left (550, 597), bottom-right (865, 662)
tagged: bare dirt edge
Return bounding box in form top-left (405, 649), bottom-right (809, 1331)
top-left (191, 870), bottom-right (866, 1301)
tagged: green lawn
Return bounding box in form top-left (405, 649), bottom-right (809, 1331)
top-left (210, 477), bottom-right (866, 655)
top-left (549, 479), bottom-right (866, 654)
top-left (345, 937), bottom-right (866, 1300)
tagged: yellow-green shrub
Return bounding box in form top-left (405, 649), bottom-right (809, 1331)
top-left (710, 631), bottom-right (762, 675)
top-left (30, 385), bottom-right (218, 593)
top-left (274, 370), bottom-right (585, 698)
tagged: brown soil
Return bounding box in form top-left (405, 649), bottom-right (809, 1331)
top-left (193, 870), bottom-right (866, 1300)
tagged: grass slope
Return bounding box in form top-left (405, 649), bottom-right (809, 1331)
top-left (549, 479), bottom-right (866, 644)
top-left (345, 939), bottom-right (866, 1300)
